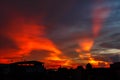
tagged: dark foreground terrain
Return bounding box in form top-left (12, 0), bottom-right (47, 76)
top-left (0, 61), bottom-right (120, 80)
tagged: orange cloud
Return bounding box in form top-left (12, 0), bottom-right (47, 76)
top-left (78, 38), bottom-right (94, 52)
top-left (0, 15), bottom-right (74, 68)
top-left (92, 4), bottom-right (110, 37)
top-left (75, 1), bottom-right (111, 68)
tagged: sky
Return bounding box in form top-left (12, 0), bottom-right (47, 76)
top-left (0, 0), bottom-right (120, 68)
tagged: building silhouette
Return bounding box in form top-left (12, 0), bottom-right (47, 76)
top-left (110, 62), bottom-right (120, 69)
top-left (10, 61), bottom-right (45, 74)
top-left (0, 64), bottom-right (10, 74)
top-left (110, 62), bottom-right (120, 80)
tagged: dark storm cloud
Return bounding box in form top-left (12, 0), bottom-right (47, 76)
top-left (0, 0), bottom-right (92, 21)
top-left (100, 54), bottom-right (120, 62)
top-left (95, 29), bottom-right (120, 49)
top-left (0, 35), bottom-right (18, 49)
top-left (100, 42), bottom-right (120, 49)
top-left (101, 0), bottom-right (120, 33)
top-left (91, 0), bottom-right (120, 63)
top-left (0, 0), bottom-right (93, 31)
top-left (26, 50), bottom-right (54, 60)
top-left (92, 54), bottom-right (111, 62)
top-left (99, 32), bottom-right (120, 49)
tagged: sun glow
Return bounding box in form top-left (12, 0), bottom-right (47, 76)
top-left (76, 35), bottom-right (109, 68)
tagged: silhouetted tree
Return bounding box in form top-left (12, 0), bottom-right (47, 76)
top-left (86, 63), bottom-right (92, 70)
top-left (76, 66), bottom-right (84, 71)
top-left (85, 63), bottom-right (93, 80)
top-left (74, 66), bottom-right (85, 80)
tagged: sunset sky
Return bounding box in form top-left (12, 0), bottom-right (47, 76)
top-left (0, 0), bottom-right (120, 68)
